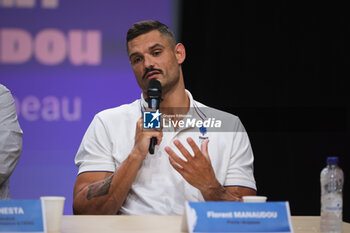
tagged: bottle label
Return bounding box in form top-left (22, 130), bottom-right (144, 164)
top-left (322, 193), bottom-right (342, 217)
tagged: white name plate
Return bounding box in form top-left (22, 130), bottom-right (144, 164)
top-left (182, 201), bottom-right (293, 233)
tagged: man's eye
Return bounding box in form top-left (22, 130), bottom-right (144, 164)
top-left (133, 57), bottom-right (142, 64)
top-left (152, 50), bottom-right (162, 56)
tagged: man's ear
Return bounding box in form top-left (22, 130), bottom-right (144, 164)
top-left (174, 43), bottom-right (186, 64)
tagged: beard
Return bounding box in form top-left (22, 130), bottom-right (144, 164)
top-left (159, 71), bottom-right (181, 96)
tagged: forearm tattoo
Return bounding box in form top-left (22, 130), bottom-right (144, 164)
top-left (86, 174), bottom-right (114, 200)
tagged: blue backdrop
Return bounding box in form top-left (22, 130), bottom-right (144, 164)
top-left (0, 0), bottom-right (177, 214)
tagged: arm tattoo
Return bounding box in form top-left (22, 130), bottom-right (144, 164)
top-left (86, 174), bottom-right (114, 200)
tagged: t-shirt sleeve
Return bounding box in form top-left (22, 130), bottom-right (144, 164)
top-left (75, 114), bottom-right (116, 174)
top-left (224, 117), bottom-right (256, 191)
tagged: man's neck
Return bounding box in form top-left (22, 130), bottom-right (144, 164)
top-left (160, 79), bottom-right (189, 116)
top-left (160, 84), bottom-right (189, 131)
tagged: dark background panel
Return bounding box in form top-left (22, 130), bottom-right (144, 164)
top-left (180, 1), bottom-right (349, 221)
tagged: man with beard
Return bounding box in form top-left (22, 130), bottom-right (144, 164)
top-left (73, 20), bottom-right (256, 215)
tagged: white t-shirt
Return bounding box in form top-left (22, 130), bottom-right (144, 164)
top-left (75, 90), bottom-right (256, 215)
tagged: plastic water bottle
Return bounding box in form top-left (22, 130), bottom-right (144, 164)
top-left (320, 157), bottom-right (344, 233)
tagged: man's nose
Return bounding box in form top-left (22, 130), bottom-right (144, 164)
top-left (143, 54), bottom-right (155, 68)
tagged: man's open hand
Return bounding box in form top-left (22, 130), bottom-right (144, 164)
top-left (165, 137), bottom-right (218, 192)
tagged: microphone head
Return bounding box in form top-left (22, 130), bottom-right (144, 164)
top-left (147, 79), bottom-right (162, 99)
top-left (147, 79), bottom-right (162, 109)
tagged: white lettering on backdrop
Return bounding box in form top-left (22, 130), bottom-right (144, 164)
top-left (0, 0), bottom-right (59, 9)
top-left (13, 96), bottom-right (82, 121)
top-left (0, 28), bottom-right (101, 65)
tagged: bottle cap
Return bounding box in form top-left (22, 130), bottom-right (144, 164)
top-left (327, 157), bottom-right (339, 164)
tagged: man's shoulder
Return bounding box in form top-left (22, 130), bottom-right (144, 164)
top-left (0, 84), bottom-right (16, 117)
top-left (95, 99), bottom-right (140, 121)
top-left (0, 84), bottom-right (12, 101)
top-left (0, 84), bottom-right (9, 93)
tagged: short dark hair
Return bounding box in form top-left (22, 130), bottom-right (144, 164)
top-left (126, 20), bottom-right (176, 48)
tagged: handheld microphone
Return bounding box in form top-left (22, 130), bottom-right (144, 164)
top-left (146, 79), bottom-right (162, 154)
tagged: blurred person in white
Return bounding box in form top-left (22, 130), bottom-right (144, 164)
top-left (0, 84), bottom-right (23, 199)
